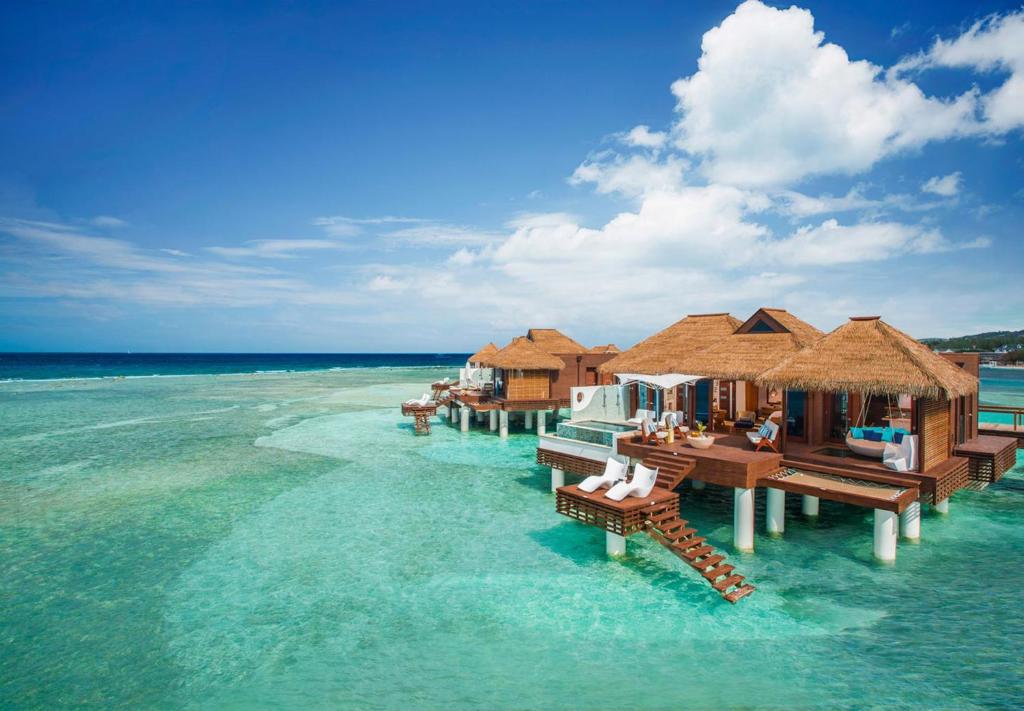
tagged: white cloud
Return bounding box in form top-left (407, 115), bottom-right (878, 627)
top-left (669, 0), bottom-right (982, 186)
top-left (160, 248), bottom-right (192, 257)
top-left (895, 9), bottom-right (1024, 132)
top-left (570, 153), bottom-right (688, 199)
top-left (91, 216), bottom-right (128, 228)
top-left (622, 125), bottom-right (668, 149)
top-left (206, 239), bottom-right (347, 259)
top-left (922, 172), bottom-right (962, 197)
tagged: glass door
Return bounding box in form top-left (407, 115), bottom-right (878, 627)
top-left (827, 392), bottom-right (849, 441)
top-left (786, 390), bottom-right (807, 440)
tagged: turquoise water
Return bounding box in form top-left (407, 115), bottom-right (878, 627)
top-left (2, 367), bottom-right (1023, 709)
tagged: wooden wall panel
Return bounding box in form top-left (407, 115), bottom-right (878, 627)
top-left (507, 370), bottom-right (551, 400)
top-left (919, 397), bottom-right (951, 472)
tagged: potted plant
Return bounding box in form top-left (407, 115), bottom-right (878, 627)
top-left (687, 421), bottom-right (714, 450)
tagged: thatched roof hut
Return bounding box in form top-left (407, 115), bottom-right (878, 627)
top-left (488, 337), bottom-right (566, 371)
top-left (757, 316), bottom-right (978, 399)
top-left (683, 309), bottom-right (823, 381)
top-left (588, 344), bottom-right (620, 354)
top-left (527, 328), bottom-right (587, 354)
top-left (599, 313), bottom-right (743, 375)
top-left (468, 342), bottom-right (498, 365)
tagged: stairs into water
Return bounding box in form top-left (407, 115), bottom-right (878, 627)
top-left (640, 452), bottom-right (755, 604)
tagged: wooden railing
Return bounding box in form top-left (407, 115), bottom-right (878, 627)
top-left (979, 404), bottom-right (1024, 429)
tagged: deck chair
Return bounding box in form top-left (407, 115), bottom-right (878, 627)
top-left (639, 417), bottom-right (663, 446)
top-left (746, 420), bottom-right (779, 453)
top-left (578, 457), bottom-right (628, 493)
top-left (627, 408), bottom-right (656, 425)
top-left (605, 463), bottom-right (660, 501)
top-left (883, 434), bottom-right (917, 472)
top-left (405, 393), bottom-right (430, 406)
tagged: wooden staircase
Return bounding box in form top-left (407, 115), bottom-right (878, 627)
top-left (640, 452), bottom-right (755, 604)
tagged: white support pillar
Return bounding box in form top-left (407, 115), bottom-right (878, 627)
top-left (934, 498), bottom-right (950, 515)
top-left (733, 487), bottom-right (755, 552)
top-left (524, 410), bottom-right (533, 430)
top-left (692, 479), bottom-right (705, 490)
top-left (802, 495), bottom-right (820, 517)
top-left (536, 410), bottom-right (546, 436)
top-left (606, 531), bottom-right (626, 557)
top-left (488, 410), bottom-right (498, 432)
top-left (460, 406), bottom-right (470, 433)
top-left (766, 488), bottom-right (785, 536)
top-left (499, 410), bottom-right (509, 439)
top-left (900, 501), bottom-right (921, 541)
top-left (873, 509), bottom-right (898, 562)
top-left (550, 467), bottom-right (564, 492)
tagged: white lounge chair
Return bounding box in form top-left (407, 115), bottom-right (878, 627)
top-left (405, 393), bottom-right (430, 406)
top-left (746, 420), bottom-right (779, 452)
top-left (883, 434), bottom-right (917, 472)
top-left (578, 457), bottom-right (628, 493)
top-left (605, 463), bottom-right (660, 501)
top-left (627, 408), bottom-right (657, 425)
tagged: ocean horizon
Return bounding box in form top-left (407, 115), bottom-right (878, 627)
top-left (0, 352), bottom-right (472, 382)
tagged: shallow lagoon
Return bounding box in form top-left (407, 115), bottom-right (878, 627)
top-left (2, 367), bottom-right (1023, 709)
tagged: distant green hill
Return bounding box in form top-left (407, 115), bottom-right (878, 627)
top-left (921, 329), bottom-right (1024, 353)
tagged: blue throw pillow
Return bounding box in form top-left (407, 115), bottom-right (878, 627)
top-left (864, 430), bottom-right (883, 442)
top-left (893, 431), bottom-right (904, 444)
top-left (850, 427), bottom-right (864, 439)
top-left (758, 424), bottom-right (771, 438)
top-left (881, 428), bottom-right (895, 443)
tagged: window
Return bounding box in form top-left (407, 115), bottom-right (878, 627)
top-left (747, 319), bottom-right (775, 333)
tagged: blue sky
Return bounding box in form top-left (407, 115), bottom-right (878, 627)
top-left (1, 0), bottom-right (1022, 352)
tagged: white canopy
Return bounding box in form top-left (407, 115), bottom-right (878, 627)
top-left (615, 373), bottom-right (704, 390)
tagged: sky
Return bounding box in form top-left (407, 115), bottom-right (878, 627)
top-left (1, 0), bottom-right (1023, 352)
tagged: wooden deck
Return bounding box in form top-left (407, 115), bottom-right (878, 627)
top-left (763, 468), bottom-right (918, 513)
top-left (618, 433), bottom-right (783, 488)
top-left (955, 435), bottom-right (1019, 483)
top-left (555, 483), bottom-right (678, 536)
top-left (782, 442), bottom-right (969, 504)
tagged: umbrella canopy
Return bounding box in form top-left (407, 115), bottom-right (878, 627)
top-left (487, 336), bottom-right (566, 371)
top-left (756, 316), bottom-right (978, 399)
top-left (599, 313), bottom-right (743, 375)
top-left (526, 328), bottom-right (587, 354)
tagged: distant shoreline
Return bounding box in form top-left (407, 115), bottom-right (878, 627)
top-left (982, 363), bottom-right (1024, 370)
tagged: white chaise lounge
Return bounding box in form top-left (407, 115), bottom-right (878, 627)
top-left (578, 457), bottom-right (628, 493)
top-left (605, 463), bottom-right (660, 501)
top-left (627, 408), bottom-right (657, 425)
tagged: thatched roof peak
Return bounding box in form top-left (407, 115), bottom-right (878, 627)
top-left (526, 328), bottom-right (587, 354)
top-left (588, 344), bottom-right (620, 354)
top-left (599, 312), bottom-right (743, 375)
top-left (488, 337), bottom-right (566, 371)
top-left (757, 317), bottom-right (978, 399)
top-left (468, 342), bottom-right (498, 365)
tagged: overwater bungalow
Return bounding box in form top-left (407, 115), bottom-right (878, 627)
top-left (445, 329), bottom-right (618, 438)
top-left (541, 309), bottom-right (1018, 601)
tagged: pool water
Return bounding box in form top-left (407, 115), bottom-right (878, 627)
top-left (2, 367), bottom-right (1023, 709)
top-left (555, 419), bottom-right (635, 446)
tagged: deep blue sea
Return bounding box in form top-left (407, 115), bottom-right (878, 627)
top-left (0, 352), bottom-right (470, 381)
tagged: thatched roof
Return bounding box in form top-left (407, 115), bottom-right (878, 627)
top-left (753, 308), bottom-right (822, 347)
top-left (488, 337), bottom-right (565, 371)
top-left (588, 344), bottom-right (620, 354)
top-left (468, 342), bottom-right (498, 365)
top-left (757, 316), bottom-right (978, 399)
top-left (683, 308), bottom-right (823, 380)
top-left (527, 328), bottom-right (587, 354)
top-left (599, 313), bottom-right (743, 375)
